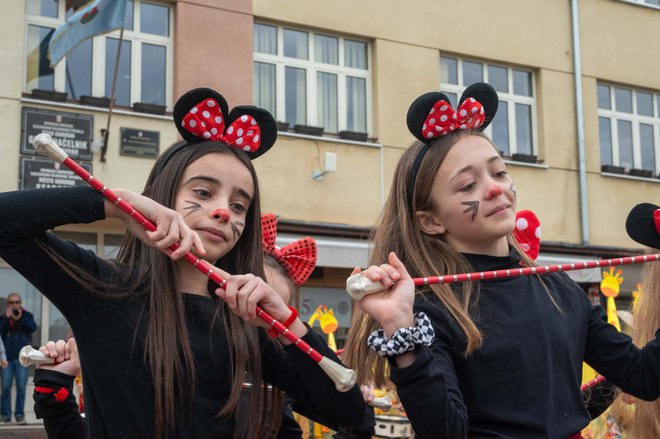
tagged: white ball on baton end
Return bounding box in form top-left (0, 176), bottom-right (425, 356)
top-left (18, 345), bottom-right (55, 367)
top-left (345, 274), bottom-right (388, 301)
top-left (33, 133), bottom-right (69, 163)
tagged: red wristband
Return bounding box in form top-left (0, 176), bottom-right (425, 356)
top-left (267, 306), bottom-right (298, 338)
top-left (35, 386), bottom-right (70, 402)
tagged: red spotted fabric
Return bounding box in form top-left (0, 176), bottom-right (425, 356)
top-left (262, 213), bottom-right (318, 286)
top-left (654, 208), bottom-right (660, 235)
top-left (513, 210), bottom-right (541, 261)
top-left (421, 97), bottom-right (485, 140)
top-left (182, 98), bottom-right (262, 153)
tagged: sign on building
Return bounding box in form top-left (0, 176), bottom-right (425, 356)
top-left (120, 128), bottom-right (160, 158)
top-left (21, 107), bottom-right (93, 160)
top-left (20, 157), bottom-right (92, 190)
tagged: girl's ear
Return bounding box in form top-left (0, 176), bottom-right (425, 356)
top-left (415, 210), bottom-right (447, 236)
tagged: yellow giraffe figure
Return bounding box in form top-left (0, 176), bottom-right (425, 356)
top-left (308, 304), bottom-right (339, 351)
top-left (600, 267), bottom-right (623, 332)
top-left (306, 305), bottom-right (340, 438)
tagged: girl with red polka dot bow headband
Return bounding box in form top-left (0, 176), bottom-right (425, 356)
top-left (157, 87), bottom-right (277, 173)
top-left (405, 82), bottom-right (499, 207)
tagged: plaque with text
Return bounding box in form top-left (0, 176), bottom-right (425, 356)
top-left (20, 157), bottom-right (92, 190)
top-left (120, 128), bottom-right (160, 158)
top-left (21, 107), bottom-right (93, 160)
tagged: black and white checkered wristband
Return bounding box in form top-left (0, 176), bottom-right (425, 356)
top-left (367, 312), bottom-right (435, 357)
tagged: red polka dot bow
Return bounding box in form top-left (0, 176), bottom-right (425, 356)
top-left (513, 210), bottom-right (541, 261)
top-left (261, 214), bottom-right (318, 286)
top-left (182, 98), bottom-right (262, 153)
top-left (421, 97), bottom-right (485, 140)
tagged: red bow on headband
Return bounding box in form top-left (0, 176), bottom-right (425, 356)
top-left (182, 98), bottom-right (262, 153)
top-left (513, 210), bottom-right (541, 261)
top-left (421, 97), bottom-right (485, 140)
top-left (262, 214), bottom-right (318, 286)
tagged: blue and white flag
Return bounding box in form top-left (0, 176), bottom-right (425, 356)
top-left (48, 0), bottom-right (128, 67)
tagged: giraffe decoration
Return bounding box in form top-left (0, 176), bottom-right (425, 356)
top-left (308, 305), bottom-right (339, 351)
top-left (307, 305), bottom-right (340, 439)
top-left (600, 267), bottom-right (624, 332)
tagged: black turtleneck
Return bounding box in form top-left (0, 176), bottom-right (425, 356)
top-left (388, 248), bottom-right (660, 439)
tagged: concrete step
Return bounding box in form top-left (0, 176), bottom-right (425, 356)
top-left (0, 424), bottom-right (47, 439)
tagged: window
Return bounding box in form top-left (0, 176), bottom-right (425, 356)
top-left (253, 23), bottom-right (371, 135)
top-left (598, 83), bottom-right (660, 174)
top-left (25, 0), bottom-right (172, 108)
top-left (440, 56), bottom-right (536, 158)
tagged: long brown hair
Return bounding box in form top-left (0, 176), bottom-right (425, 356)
top-left (628, 258), bottom-right (660, 438)
top-left (344, 131), bottom-right (538, 387)
top-left (43, 141), bottom-right (280, 438)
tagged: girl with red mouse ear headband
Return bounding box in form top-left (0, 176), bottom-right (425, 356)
top-left (344, 83), bottom-right (660, 439)
top-left (0, 87), bottom-right (364, 439)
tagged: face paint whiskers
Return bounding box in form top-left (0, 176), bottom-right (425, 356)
top-left (462, 201), bottom-right (479, 222)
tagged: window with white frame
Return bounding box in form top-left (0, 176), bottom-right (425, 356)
top-left (25, 0), bottom-right (172, 108)
top-left (253, 23), bottom-right (371, 135)
top-left (440, 56), bottom-right (536, 158)
top-left (598, 83), bottom-right (659, 174)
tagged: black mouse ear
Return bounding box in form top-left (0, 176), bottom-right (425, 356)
top-left (173, 88), bottom-right (230, 144)
top-left (225, 106), bottom-right (277, 159)
top-left (626, 203), bottom-right (660, 248)
top-left (458, 82), bottom-right (499, 131)
top-left (406, 92), bottom-right (454, 143)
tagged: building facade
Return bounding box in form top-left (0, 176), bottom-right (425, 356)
top-left (0, 3), bottom-right (659, 419)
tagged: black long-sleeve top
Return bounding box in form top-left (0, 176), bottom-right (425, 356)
top-left (388, 249), bottom-right (660, 439)
top-left (33, 369), bottom-right (86, 439)
top-left (0, 187), bottom-right (365, 438)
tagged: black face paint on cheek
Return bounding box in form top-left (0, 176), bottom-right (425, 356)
top-left (462, 201), bottom-right (479, 222)
top-left (509, 182), bottom-right (517, 200)
top-left (183, 200), bottom-right (202, 217)
top-left (230, 221), bottom-right (244, 241)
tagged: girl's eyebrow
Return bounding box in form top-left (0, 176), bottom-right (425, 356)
top-left (450, 155), bottom-right (503, 183)
top-left (184, 175), bottom-right (253, 202)
top-left (233, 187), bottom-right (253, 203)
top-left (183, 175), bottom-right (221, 186)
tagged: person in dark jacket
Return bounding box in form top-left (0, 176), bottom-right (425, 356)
top-left (1, 292), bottom-right (37, 424)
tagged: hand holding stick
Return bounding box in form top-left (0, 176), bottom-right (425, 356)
top-left (32, 133), bottom-right (356, 392)
top-left (346, 254), bottom-right (660, 301)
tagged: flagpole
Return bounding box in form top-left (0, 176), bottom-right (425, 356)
top-left (101, 26), bottom-right (124, 162)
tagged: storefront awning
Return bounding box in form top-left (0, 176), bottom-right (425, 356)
top-left (536, 253), bottom-right (602, 283)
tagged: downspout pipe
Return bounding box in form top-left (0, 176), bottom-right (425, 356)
top-left (571, 0), bottom-right (590, 245)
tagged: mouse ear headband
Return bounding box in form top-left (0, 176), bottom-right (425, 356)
top-left (405, 82), bottom-right (499, 207)
top-left (262, 213), bottom-right (318, 286)
top-left (158, 88), bottom-right (277, 172)
top-left (626, 203), bottom-right (660, 249)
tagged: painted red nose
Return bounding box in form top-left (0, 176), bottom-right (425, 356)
top-left (211, 208), bottom-right (229, 222)
top-left (486, 184), bottom-right (502, 200)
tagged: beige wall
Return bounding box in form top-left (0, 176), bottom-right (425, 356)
top-left (254, 136), bottom-right (383, 227)
top-left (580, 0), bottom-right (660, 89)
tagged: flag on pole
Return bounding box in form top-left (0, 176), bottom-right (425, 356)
top-left (48, 0), bottom-right (128, 67)
top-left (26, 28), bottom-right (55, 85)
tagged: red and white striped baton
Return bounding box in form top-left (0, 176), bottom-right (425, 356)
top-left (581, 375), bottom-right (606, 392)
top-left (346, 252), bottom-right (660, 300)
top-left (33, 133), bottom-right (356, 392)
